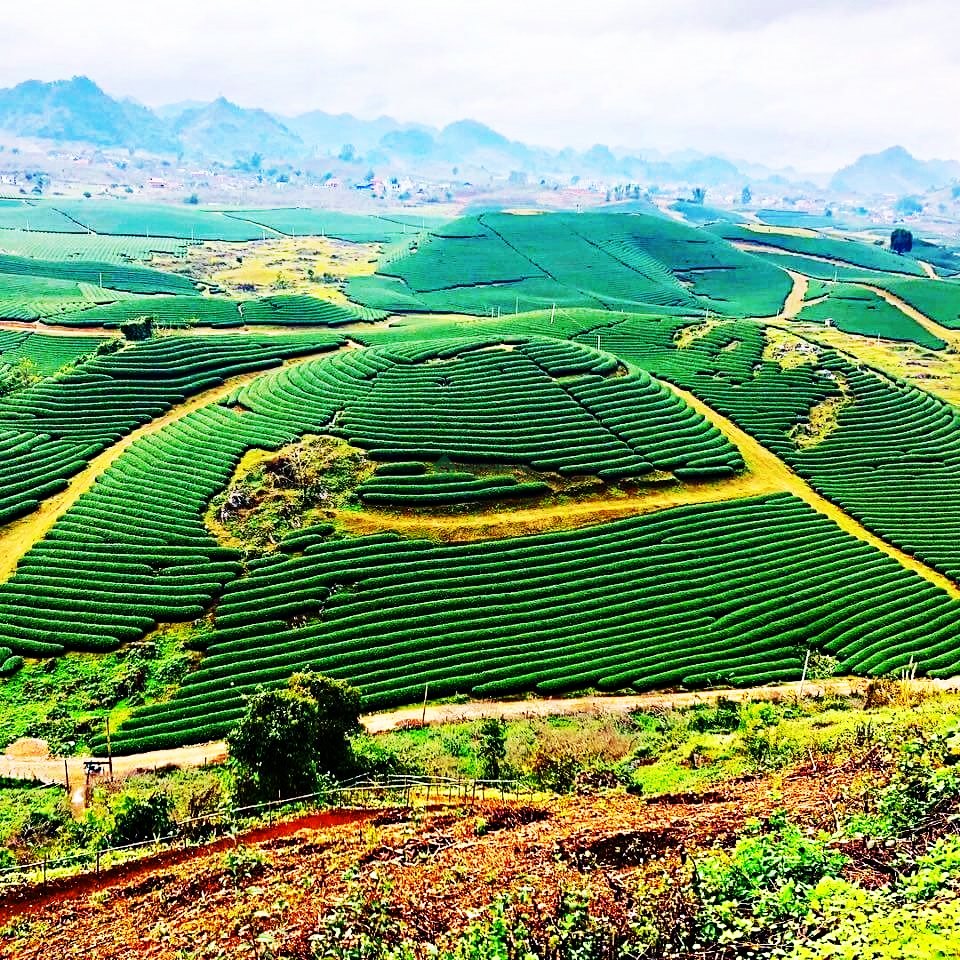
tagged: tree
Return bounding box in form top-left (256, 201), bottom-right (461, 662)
top-left (476, 718), bottom-right (507, 781)
top-left (0, 358), bottom-right (40, 398)
top-left (691, 186), bottom-right (707, 205)
top-left (891, 227), bottom-right (914, 255)
top-left (895, 196), bottom-right (922, 216)
top-left (120, 316), bottom-right (155, 341)
top-left (741, 185), bottom-right (752, 205)
top-left (338, 143), bottom-right (356, 162)
top-left (227, 672), bottom-right (361, 802)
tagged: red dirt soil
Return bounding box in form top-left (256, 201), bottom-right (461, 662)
top-left (0, 759), bottom-right (878, 959)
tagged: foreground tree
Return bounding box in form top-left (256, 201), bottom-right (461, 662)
top-left (227, 672), bottom-right (362, 802)
top-left (891, 227), bottom-right (914, 255)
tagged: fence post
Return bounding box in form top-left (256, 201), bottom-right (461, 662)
top-left (42, 857), bottom-right (47, 886)
top-left (96, 850), bottom-right (100, 876)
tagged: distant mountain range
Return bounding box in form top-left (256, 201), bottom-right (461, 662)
top-left (830, 145), bottom-right (960, 196)
top-left (0, 76), bottom-right (955, 198)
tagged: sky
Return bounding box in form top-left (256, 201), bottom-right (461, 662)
top-left (2, 0), bottom-right (955, 171)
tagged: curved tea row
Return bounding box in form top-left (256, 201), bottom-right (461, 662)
top-left (0, 333), bottom-right (344, 525)
top-left (586, 315), bottom-right (960, 582)
top-left (107, 492), bottom-right (960, 752)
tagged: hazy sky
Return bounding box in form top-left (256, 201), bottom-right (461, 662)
top-left (3, 0), bottom-right (954, 170)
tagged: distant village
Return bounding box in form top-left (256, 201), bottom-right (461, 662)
top-left (0, 134), bottom-right (956, 238)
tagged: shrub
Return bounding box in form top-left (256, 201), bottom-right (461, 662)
top-left (227, 671), bottom-right (361, 802)
top-left (103, 790), bottom-right (175, 848)
top-left (694, 813), bottom-right (846, 946)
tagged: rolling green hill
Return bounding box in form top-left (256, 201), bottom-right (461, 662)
top-left (2, 205), bottom-right (960, 756)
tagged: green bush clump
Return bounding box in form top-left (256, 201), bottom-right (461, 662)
top-left (0, 656), bottom-right (24, 677)
top-left (694, 813), bottom-right (847, 947)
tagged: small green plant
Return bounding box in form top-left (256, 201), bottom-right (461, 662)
top-left (807, 653), bottom-right (841, 681)
top-left (221, 845), bottom-right (270, 886)
top-left (848, 734), bottom-right (960, 839)
top-left (475, 717), bottom-right (507, 780)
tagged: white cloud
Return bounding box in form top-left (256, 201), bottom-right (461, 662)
top-left (1, 0), bottom-right (955, 169)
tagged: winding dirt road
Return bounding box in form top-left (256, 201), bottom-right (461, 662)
top-left (858, 282), bottom-right (959, 348)
top-left (6, 676), bottom-right (960, 789)
top-left (779, 270), bottom-right (809, 319)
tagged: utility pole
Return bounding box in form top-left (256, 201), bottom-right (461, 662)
top-left (799, 647), bottom-right (811, 697)
top-left (105, 715), bottom-right (113, 780)
top-left (421, 683), bottom-right (429, 724)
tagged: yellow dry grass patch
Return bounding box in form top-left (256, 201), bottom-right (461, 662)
top-left (333, 465), bottom-right (789, 544)
top-left (789, 390), bottom-right (851, 449)
top-left (674, 316), bottom-right (724, 348)
top-left (776, 320), bottom-right (960, 408)
top-left (208, 236), bottom-right (379, 305)
top-left (763, 327), bottom-right (820, 369)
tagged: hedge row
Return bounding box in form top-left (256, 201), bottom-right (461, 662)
top-left (106, 492), bottom-right (960, 752)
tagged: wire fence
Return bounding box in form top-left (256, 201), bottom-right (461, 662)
top-left (0, 774), bottom-right (529, 891)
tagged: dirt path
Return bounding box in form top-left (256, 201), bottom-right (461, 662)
top-left (858, 282), bottom-right (960, 348)
top-left (0, 318), bottom-right (391, 339)
top-left (334, 466), bottom-right (789, 543)
top-left (665, 380), bottom-right (960, 600)
top-left (0, 741), bottom-right (229, 787)
top-left (733, 240), bottom-right (921, 278)
top-left (0, 347), bottom-right (351, 583)
top-left (779, 270), bottom-right (809, 319)
top-left (743, 224), bottom-right (821, 238)
top-left (0, 807), bottom-right (377, 925)
top-left (919, 260), bottom-right (941, 280)
top-left (9, 676), bottom-right (960, 788)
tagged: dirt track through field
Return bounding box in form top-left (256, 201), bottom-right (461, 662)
top-left (0, 347), bottom-right (351, 583)
top-left (735, 246), bottom-right (957, 347)
top-left (919, 260), bottom-right (940, 280)
top-left (668, 380), bottom-right (960, 599)
top-left (779, 270), bottom-right (809, 318)
top-left (857, 282), bottom-right (959, 348)
top-left (732, 239), bottom-right (920, 276)
top-left (7, 676), bottom-right (960, 789)
top-left (0, 807), bottom-right (378, 925)
top-left (0, 318), bottom-right (392, 339)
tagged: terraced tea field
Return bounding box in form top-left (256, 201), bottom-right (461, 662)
top-left (3, 205), bottom-right (960, 755)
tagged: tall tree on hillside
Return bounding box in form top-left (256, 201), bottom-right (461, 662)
top-left (891, 228), bottom-right (914, 255)
top-left (691, 186), bottom-right (707, 205)
top-left (741, 185), bottom-right (752, 205)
